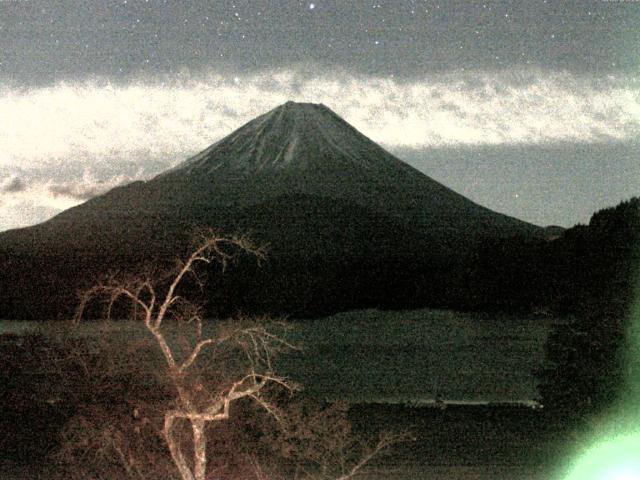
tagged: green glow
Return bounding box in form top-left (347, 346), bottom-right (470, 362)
top-left (563, 433), bottom-right (640, 480)
top-left (561, 232), bottom-right (640, 480)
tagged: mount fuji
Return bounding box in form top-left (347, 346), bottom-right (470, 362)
top-left (0, 101), bottom-right (542, 318)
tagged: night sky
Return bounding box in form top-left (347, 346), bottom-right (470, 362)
top-left (1, 0), bottom-right (638, 230)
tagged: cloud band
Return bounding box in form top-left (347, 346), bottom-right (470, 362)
top-left (0, 67), bottom-right (638, 231)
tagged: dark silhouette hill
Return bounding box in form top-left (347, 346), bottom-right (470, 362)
top-left (539, 197), bottom-right (639, 427)
top-left (0, 101), bottom-right (543, 319)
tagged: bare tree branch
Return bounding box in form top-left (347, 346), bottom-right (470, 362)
top-left (178, 339), bottom-right (215, 373)
top-left (335, 431), bottom-right (413, 480)
top-left (73, 231), bottom-right (294, 480)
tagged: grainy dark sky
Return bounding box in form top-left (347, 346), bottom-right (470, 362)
top-left (2, 0), bottom-right (639, 82)
top-left (1, 0), bottom-right (638, 230)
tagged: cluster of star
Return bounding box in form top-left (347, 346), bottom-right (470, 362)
top-left (122, 1), bottom-right (609, 70)
top-left (1, 0), bottom-right (627, 85)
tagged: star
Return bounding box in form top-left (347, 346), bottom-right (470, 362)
top-left (309, 3), bottom-right (315, 10)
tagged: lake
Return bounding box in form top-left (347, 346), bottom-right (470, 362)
top-left (0, 308), bottom-right (555, 406)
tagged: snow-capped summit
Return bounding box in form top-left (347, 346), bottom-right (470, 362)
top-left (165, 101), bottom-right (405, 176)
top-left (150, 100), bottom-right (538, 240)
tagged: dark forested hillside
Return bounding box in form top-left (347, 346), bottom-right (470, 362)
top-left (457, 197), bottom-right (638, 315)
top-left (538, 197), bottom-right (639, 421)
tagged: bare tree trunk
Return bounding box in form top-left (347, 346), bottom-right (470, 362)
top-left (165, 413), bottom-right (195, 480)
top-left (192, 419), bottom-right (207, 480)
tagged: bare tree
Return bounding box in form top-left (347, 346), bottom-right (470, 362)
top-left (71, 230), bottom-right (410, 480)
top-left (263, 399), bottom-right (410, 480)
top-left (74, 231), bottom-right (298, 480)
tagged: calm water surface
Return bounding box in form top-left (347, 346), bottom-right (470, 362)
top-left (0, 309), bottom-right (555, 406)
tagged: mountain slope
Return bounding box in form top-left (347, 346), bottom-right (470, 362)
top-left (2, 102), bottom-right (538, 250)
top-left (0, 101), bottom-right (542, 319)
top-left (156, 101), bottom-right (538, 238)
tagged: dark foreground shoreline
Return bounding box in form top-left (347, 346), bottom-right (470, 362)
top-left (1, 332), bottom-right (568, 479)
top-left (1, 399), bottom-right (567, 479)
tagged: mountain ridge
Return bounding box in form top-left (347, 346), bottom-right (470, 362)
top-left (150, 100), bottom-right (541, 240)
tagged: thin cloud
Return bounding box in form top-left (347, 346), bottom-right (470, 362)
top-left (0, 170), bottom-right (143, 231)
top-left (47, 171), bottom-right (141, 201)
top-left (1, 175), bottom-right (26, 193)
top-left (0, 68), bottom-right (637, 175)
top-left (48, 182), bottom-right (106, 201)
